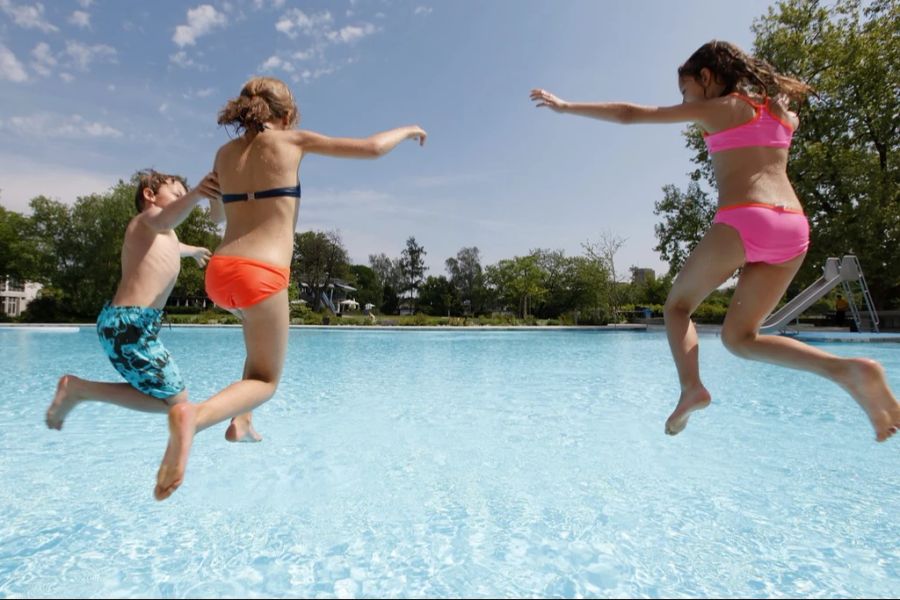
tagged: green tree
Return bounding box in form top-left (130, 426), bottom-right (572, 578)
top-left (27, 195), bottom-right (73, 285)
top-left (399, 236), bottom-right (428, 312)
top-left (418, 275), bottom-right (457, 316)
top-left (368, 252), bottom-right (402, 314)
top-left (293, 230), bottom-right (350, 310)
top-left (652, 182), bottom-right (717, 276)
top-left (445, 246), bottom-right (486, 315)
top-left (0, 205), bottom-right (40, 283)
top-left (582, 231), bottom-right (629, 320)
top-left (63, 183), bottom-right (135, 316)
top-left (569, 255), bottom-right (612, 323)
top-left (486, 254), bottom-right (547, 318)
top-left (349, 264), bottom-right (382, 311)
top-left (530, 249), bottom-right (574, 318)
top-left (24, 183), bottom-right (134, 318)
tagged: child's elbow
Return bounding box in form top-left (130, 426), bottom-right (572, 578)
top-left (617, 106), bottom-right (638, 124)
top-left (367, 140), bottom-right (386, 158)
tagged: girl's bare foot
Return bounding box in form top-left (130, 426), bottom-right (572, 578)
top-left (225, 415), bottom-right (263, 443)
top-left (154, 402), bottom-right (198, 500)
top-left (665, 385), bottom-right (712, 436)
top-left (46, 375), bottom-right (82, 430)
top-left (836, 358), bottom-right (900, 442)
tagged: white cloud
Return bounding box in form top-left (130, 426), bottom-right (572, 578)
top-left (0, 0), bottom-right (58, 33)
top-left (68, 10), bottom-right (90, 28)
top-left (253, 0), bottom-right (285, 8)
top-left (158, 103), bottom-right (168, 114)
top-left (173, 4), bottom-right (227, 47)
top-left (169, 50), bottom-right (202, 70)
top-left (260, 55), bottom-right (282, 70)
top-left (260, 54), bottom-right (295, 74)
top-left (0, 113), bottom-right (123, 139)
top-left (30, 41), bottom-right (55, 77)
top-left (0, 43), bottom-right (28, 82)
top-left (76, 0), bottom-right (93, 7)
top-left (414, 6), bottom-right (433, 16)
top-left (291, 49), bottom-right (315, 61)
top-left (295, 65), bottom-right (337, 83)
top-left (60, 72), bottom-right (74, 82)
top-left (326, 23), bottom-right (376, 44)
top-left (275, 8), bottom-right (332, 38)
top-left (0, 154), bottom-right (117, 213)
top-left (64, 41), bottom-right (116, 71)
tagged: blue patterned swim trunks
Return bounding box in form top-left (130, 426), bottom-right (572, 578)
top-left (96, 303), bottom-right (185, 400)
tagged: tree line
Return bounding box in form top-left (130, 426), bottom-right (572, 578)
top-left (1, 0), bottom-right (895, 319)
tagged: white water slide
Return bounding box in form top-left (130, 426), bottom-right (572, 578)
top-left (760, 255), bottom-right (879, 334)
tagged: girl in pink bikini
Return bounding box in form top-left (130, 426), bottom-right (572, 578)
top-left (531, 40), bottom-right (900, 442)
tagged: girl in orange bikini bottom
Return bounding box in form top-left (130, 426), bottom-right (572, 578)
top-left (205, 255), bottom-right (290, 310)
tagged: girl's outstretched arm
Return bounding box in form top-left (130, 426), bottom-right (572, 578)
top-left (530, 88), bottom-right (721, 127)
top-left (290, 126), bottom-right (427, 159)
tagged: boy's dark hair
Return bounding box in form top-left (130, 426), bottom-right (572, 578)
top-left (133, 169), bottom-right (188, 213)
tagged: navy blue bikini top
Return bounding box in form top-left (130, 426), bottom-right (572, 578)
top-left (221, 183), bottom-right (301, 203)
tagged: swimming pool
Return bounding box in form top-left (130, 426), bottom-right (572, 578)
top-left (1, 327), bottom-right (898, 598)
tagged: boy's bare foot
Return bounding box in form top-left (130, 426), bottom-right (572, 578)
top-left (154, 402), bottom-right (197, 500)
top-left (46, 375), bottom-right (82, 430)
top-left (665, 385), bottom-right (712, 436)
top-left (837, 358), bottom-right (900, 442)
top-left (225, 415), bottom-right (262, 443)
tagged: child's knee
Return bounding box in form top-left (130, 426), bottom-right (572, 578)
top-left (721, 326), bottom-right (755, 356)
top-left (664, 294), bottom-right (693, 317)
top-left (166, 389), bottom-right (189, 405)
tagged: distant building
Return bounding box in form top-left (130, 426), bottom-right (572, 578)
top-left (631, 268), bottom-right (656, 286)
top-left (0, 278), bottom-right (42, 317)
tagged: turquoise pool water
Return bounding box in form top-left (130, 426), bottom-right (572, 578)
top-left (1, 327), bottom-right (898, 598)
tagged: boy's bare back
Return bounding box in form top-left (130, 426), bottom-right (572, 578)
top-left (112, 213), bottom-right (185, 309)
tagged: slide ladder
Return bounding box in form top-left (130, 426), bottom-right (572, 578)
top-left (319, 291), bottom-right (337, 314)
top-left (760, 255), bottom-right (878, 333)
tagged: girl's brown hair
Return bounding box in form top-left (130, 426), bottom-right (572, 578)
top-left (217, 76), bottom-right (299, 134)
top-left (678, 40), bottom-right (813, 103)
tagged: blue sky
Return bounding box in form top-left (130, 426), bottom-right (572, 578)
top-left (0, 0), bottom-right (778, 276)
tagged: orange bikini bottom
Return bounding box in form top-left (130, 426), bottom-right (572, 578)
top-left (205, 255), bottom-right (290, 310)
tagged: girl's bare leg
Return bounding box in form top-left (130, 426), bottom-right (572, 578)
top-left (663, 224), bottom-right (746, 435)
top-left (225, 358), bottom-right (263, 443)
top-left (721, 257), bottom-right (900, 442)
top-left (154, 289), bottom-right (289, 500)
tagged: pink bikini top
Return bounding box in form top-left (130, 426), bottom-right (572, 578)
top-left (703, 93), bottom-right (795, 154)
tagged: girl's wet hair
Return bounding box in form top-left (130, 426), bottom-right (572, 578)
top-left (133, 169), bottom-right (187, 214)
top-left (217, 76), bottom-right (299, 135)
top-left (678, 40), bottom-right (813, 103)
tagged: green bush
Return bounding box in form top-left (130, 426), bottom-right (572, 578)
top-left (693, 303), bottom-right (729, 323)
top-left (164, 305), bottom-right (205, 315)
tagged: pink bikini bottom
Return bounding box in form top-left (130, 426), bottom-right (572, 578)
top-left (713, 202), bottom-right (810, 264)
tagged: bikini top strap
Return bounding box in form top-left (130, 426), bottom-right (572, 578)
top-left (729, 92), bottom-right (762, 109)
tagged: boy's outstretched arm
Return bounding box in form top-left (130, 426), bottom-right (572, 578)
top-left (142, 172), bottom-right (221, 232)
top-left (179, 244), bottom-right (212, 268)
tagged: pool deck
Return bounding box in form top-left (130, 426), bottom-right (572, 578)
top-left (0, 323), bottom-right (649, 332)
top-left (4, 322), bottom-right (900, 341)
